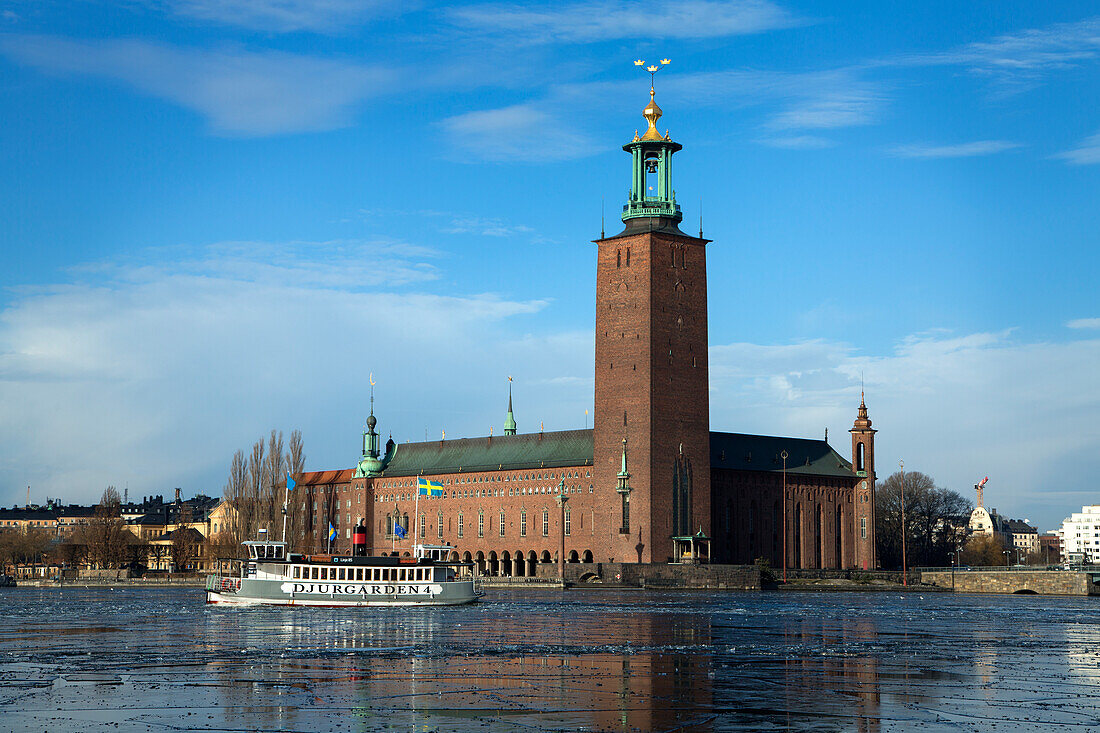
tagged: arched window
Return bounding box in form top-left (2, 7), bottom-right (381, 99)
top-left (520, 509), bottom-right (527, 537)
top-left (616, 249), bottom-right (621, 267)
top-left (402, 513), bottom-right (409, 534)
top-left (856, 443), bottom-right (865, 471)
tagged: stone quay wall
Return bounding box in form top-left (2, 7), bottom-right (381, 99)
top-left (533, 562), bottom-right (761, 590)
top-left (921, 570), bottom-right (1100, 596)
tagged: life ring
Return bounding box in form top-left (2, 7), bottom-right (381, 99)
top-left (221, 578), bottom-right (235, 592)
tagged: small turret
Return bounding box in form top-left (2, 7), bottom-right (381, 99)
top-left (504, 377), bottom-right (517, 435)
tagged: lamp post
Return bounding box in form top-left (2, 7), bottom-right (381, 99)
top-left (781, 450), bottom-right (788, 584)
top-left (899, 459), bottom-right (907, 587)
top-left (950, 556), bottom-right (955, 591)
top-left (557, 479), bottom-right (568, 587)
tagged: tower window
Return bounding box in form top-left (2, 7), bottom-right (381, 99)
top-left (623, 411), bottom-right (627, 426)
top-left (625, 248), bottom-right (630, 266)
top-left (856, 443), bottom-right (865, 471)
top-left (617, 249), bottom-right (621, 267)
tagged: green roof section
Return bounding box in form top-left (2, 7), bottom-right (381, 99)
top-left (382, 429), bottom-right (594, 477)
top-left (710, 432), bottom-right (855, 478)
top-left (376, 429), bottom-right (854, 479)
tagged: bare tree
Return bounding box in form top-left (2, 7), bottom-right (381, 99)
top-left (962, 534), bottom-right (1008, 566)
top-left (80, 487), bottom-right (131, 569)
top-left (171, 529), bottom-right (200, 572)
top-left (225, 449), bottom-right (249, 544)
top-left (876, 471), bottom-right (971, 569)
top-left (248, 438), bottom-right (266, 537)
top-left (284, 429), bottom-right (308, 551)
top-left (222, 430), bottom-right (306, 549)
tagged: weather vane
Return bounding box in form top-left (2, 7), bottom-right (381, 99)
top-left (634, 57), bottom-right (671, 92)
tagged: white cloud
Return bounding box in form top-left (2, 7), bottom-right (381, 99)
top-left (439, 103), bottom-right (599, 162)
top-left (710, 329), bottom-right (1100, 530)
top-left (448, 0), bottom-right (800, 43)
top-left (887, 140), bottom-right (1021, 159)
top-left (0, 35), bottom-right (394, 135)
top-left (161, 0), bottom-right (400, 33)
top-left (893, 16), bottom-right (1100, 92)
top-left (757, 134), bottom-right (834, 149)
top-left (442, 216), bottom-right (534, 237)
top-left (0, 240), bottom-right (572, 506)
top-left (1068, 317), bottom-right (1100, 329)
top-left (1053, 130), bottom-right (1100, 165)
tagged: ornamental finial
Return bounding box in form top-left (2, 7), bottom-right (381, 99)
top-left (635, 58), bottom-right (670, 141)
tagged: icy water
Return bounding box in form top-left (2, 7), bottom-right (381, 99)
top-left (1, 589), bottom-right (1099, 732)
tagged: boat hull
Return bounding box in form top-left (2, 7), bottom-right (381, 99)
top-left (205, 576), bottom-right (481, 607)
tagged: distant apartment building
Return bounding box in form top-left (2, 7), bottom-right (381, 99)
top-left (1059, 506), bottom-right (1100, 564)
top-left (1002, 519), bottom-right (1039, 560)
top-left (1038, 533), bottom-right (1062, 564)
top-left (967, 506), bottom-right (1039, 560)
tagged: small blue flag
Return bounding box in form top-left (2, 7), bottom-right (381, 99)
top-left (286, 473), bottom-right (296, 491)
top-left (394, 523), bottom-right (407, 539)
top-left (328, 523), bottom-right (337, 542)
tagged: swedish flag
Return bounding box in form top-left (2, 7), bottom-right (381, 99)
top-left (418, 477), bottom-right (444, 497)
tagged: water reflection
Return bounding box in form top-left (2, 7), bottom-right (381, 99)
top-left (3, 589), bottom-right (1100, 731)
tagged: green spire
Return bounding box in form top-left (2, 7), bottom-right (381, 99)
top-left (355, 382), bottom-right (385, 477)
top-left (504, 377), bottom-right (517, 435)
top-left (616, 438), bottom-right (631, 493)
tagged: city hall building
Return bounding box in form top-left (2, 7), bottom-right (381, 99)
top-left (295, 86), bottom-right (879, 573)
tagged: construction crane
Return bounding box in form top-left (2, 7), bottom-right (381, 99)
top-left (975, 476), bottom-right (989, 509)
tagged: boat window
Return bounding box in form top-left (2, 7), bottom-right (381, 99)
top-left (356, 569), bottom-right (363, 581)
top-left (293, 566), bottom-right (301, 579)
top-left (311, 567), bottom-right (319, 580)
top-left (338, 568), bottom-right (345, 580)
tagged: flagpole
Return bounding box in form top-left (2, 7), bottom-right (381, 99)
top-left (280, 473), bottom-right (290, 546)
top-left (414, 473), bottom-right (421, 551)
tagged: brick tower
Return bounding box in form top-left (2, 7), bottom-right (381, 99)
top-left (594, 78), bottom-right (711, 564)
top-left (850, 394), bottom-right (877, 569)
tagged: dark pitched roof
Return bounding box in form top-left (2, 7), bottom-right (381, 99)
top-left (1004, 519), bottom-right (1037, 534)
top-left (382, 429), bottom-right (594, 477)
top-left (295, 469), bottom-right (356, 486)
top-left (710, 432), bottom-right (856, 478)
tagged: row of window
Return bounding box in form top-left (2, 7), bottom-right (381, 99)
top-left (290, 565), bottom-right (432, 582)
top-left (377, 484), bottom-right (590, 503)
top-left (381, 508), bottom-right (570, 539)
top-left (374, 470), bottom-right (589, 491)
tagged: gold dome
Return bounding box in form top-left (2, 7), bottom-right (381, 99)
top-left (640, 88), bottom-right (665, 141)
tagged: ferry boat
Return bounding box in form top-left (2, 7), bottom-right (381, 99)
top-left (205, 537), bottom-right (482, 607)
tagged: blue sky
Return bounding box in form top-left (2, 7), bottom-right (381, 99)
top-left (0, 1), bottom-right (1097, 532)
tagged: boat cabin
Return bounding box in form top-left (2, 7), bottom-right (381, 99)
top-left (243, 540), bottom-right (288, 561)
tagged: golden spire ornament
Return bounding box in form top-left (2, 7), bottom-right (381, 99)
top-left (634, 58), bottom-right (671, 141)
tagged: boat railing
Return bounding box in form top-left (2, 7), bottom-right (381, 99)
top-left (206, 575), bottom-right (242, 593)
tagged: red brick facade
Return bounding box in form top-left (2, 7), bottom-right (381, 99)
top-left (593, 226), bottom-right (712, 563)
